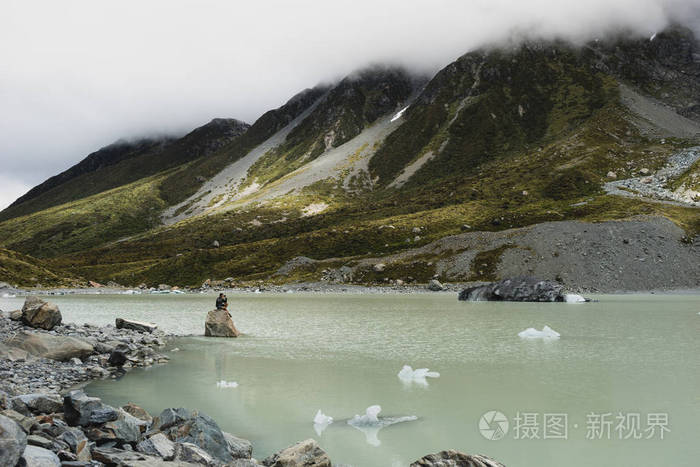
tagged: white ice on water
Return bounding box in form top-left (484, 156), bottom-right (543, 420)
top-left (313, 410), bottom-right (334, 435)
top-left (390, 106), bottom-right (409, 122)
top-left (397, 365), bottom-right (440, 387)
top-left (518, 325), bottom-right (560, 339)
top-left (216, 380), bottom-right (239, 388)
top-left (1, 293), bottom-right (17, 298)
top-left (564, 294), bottom-right (586, 303)
top-left (347, 405), bottom-right (417, 446)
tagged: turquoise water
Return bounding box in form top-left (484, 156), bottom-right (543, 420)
top-left (2, 292), bottom-right (699, 466)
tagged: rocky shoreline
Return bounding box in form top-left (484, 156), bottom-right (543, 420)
top-left (0, 297), bottom-right (506, 466)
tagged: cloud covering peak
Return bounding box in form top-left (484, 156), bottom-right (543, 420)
top-left (1, 0), bottom-right (698, 209)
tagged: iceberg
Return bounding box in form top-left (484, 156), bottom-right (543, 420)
top-left (347, 405), bottom-right (417, 446)
top-left (564, 294), bottom-right (586, 303)
top-left (313, 409), bottom-right (333, 435)
top-left (390, 106), bottom-right (409, 122)
top-left (1, 293), bottom-right (17, 298)
top-left (397, 365), bottom-right (440, 387)
top-left (518, 325), bottom-right (560, 340)
top-left (216, 380), bottom-right (239, 388)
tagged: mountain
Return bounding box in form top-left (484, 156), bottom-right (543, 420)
top-left (0, 26), bottom-right (698, 290)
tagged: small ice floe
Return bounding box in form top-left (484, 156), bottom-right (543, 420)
top-left (518, 326), bottom-right (560, 340)
top-left (397, 365), bottom-right (440, 387)
top-left (390, 106), bottom-right (409, 122)
top-left (347, 405), bottom-right (417, 446)
top-left (564, 294), bottom-right (586, 303)
top-left (170, 348), bottom-right (180, 352)
top-left (122, 289), bottom-right (141, 295)
top-left (1, 293), bottom-right (17, 298)
top-left (216, 380), bottom-right (239, 388)
top-left (313, 410), bottom-right (334, 435)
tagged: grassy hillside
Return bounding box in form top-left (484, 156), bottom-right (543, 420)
top-left (0, 248), bottom-right (80, 287)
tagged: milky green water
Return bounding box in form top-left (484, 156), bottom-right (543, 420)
top-left (2, 292), bottom-right (699, 466)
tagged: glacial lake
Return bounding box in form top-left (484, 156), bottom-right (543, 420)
top-left (2, 292), bottom-right (699, 466)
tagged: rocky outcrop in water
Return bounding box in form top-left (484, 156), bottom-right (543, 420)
top-left (21, 296), bottom-right (62, 330)
top-left (205, 309), bottom-right (240, 337)
top-left (411, 450), bottom-right (506, 466)
top-left (458, 277), bottom-right (565, 302)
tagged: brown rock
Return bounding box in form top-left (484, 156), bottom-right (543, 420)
top-left (21, 297), bottom-right (62, 330)
top-left (6, 331), bottom-right (93, 361)
top-left (262, 439), bottom-right (330, 467)
top-left (204, 309), bottom-right (240, 338)
top-left (411, 450), bottom-right (505, 467)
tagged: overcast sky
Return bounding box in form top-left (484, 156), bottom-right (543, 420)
top-left (1, 0), bottom-right (699, 210)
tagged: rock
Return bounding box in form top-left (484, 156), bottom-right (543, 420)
top-left (158, 284), bottom-right (171, 291)
top-left (88, 281), bottom-right (103, 288)
top-left (395, 279), bottom-right (405, 286)
top-left (27, 434), bottom-right (53, 449)
top-left (174, 442), bottom-right (216, 465)
top-left (92, 408), bottom-right (143, 445)
top-left (410, 450), bottom-right (505, 466)
top-left (0, 342), bottom-right (33, 361)
top-left (640, 167), bottom-right (650, 175)
top-left (21, 297), bottom-right (62, 330)
top-left (212, 240), bottom-right (220, 248)
top-left (427, 279), bottom-right (445, 291)
top-left (6, 331), bottom-right (94, 361)
top-left (108, 347), bottom-right (128, 367)
top-left (204, 309), bottom-right (240, 338)
top-left (137, 433), bottom-right (176, 460)
top-left (9, 310), bottom-right (22, 321)
top-left (115, 318), bottom-right (158, 333)
top-left (412, 227), bottom-right (422, 233)
top-left (373, 263), bottom-right (386, 272)
top-left (22, 445), bottom-right (61, 467)
top-left (122, 403), bottom-right (153, 423)
top-left (1, 409), bottom-right (37, 433)
top-left (92, 446), bottom-right (163, 465)
top-left (459, 277), bottom-right (565, 302)
top-left (201, 279), bottom-right (212, 289)
top-left (461, 224), bottom-right (472, 231)
top-left (223, 432), bottom-right (253, 459)
top-left (0, 413), bottom-right (27, 467)
top-left (58, 428), bottom-right (90, 460)
top-left (157, 408), bottom-right (249, 462)
top-left (10, 393), bottom-right (63, 415)
top-left (262, 439), bottom-right (331, 467)
top-left (607, 171), bottom-right (617, 179)
top-left (63, 390), bottom-right (118, 427)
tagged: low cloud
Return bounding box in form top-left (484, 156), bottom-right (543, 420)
top-left (1, 0), bottom-right (698, 209)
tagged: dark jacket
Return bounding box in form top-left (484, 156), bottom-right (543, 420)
top-left (216, 296), bottom-right (227, 309)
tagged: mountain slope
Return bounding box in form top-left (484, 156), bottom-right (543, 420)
top-left (1, 27), bottom-right (698, 290)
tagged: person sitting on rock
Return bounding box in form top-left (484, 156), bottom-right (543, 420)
top-left (216, 293), bottom-right (228, 311)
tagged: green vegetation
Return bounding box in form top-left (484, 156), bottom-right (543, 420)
top-left (0, 248), bottom-right (80, 287)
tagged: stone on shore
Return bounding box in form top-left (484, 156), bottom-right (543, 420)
top-left (116, 318), bottom-right (158, 333)
top-left (58, 428), bottom-right (90, 460)
top-left (22, 444), bottom-right (61, 467)
top-left (9, 310), bottom-right (22, 321)
top-left (21, 297), bottom-right (62, 330)
top-left (156, 408), bottom-right (252, 462)
top-left (262, 439), bottom-right (331, 467)
top-left (10, 393), bottom-right (63, 416)
top-left (0, 342), bottom-right (33, 361)
top-left (427, 279), bottom-right (445, 291)
top-left (204, 309), bottom-right (240, 338)
top-left (458, 277), bottom-right (564, 302)
top-left (0, 413), bottom-right (27, 467)
top-left (122, 403), bottom-right (153, 423)
top-left (63, 390), bottom-right (118, 427)
top-left (5, 331), bottom-right (94, 361)
top-left (411, 450), bottom-right (505, 466)
top-left (137, 432), bottom-right (176, 460)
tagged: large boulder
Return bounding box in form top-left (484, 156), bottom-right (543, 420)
top-left (204, 309), bottom-right (240, 338)
top-left (156, 408), bottom-right (251, 462)
top-left (5, 331), bottom-right (94, 361)
top-left (262, 439), bottom-right (331, 467)
top-left (63, 390), bottom-right (118, 427)
top-left (411, 450), bottom-right (505, 466)
top-left (58, 427), bottom-right (90, 461)
top-left (10, 393), bottom-right (63, 415)
top-left (21, 445), bottom-right (61, 466)
top-left (137, 433), bottom-right (176, 460)
top-left (115, 318), bottom-right (158, 333)
top-left (0, 413), bottom-right (27, 467)
top-left (427, 279), bottom-right (445, 291)
top-left (21, 296), bottom-right (62, 330)
top-left (458, 277), bottom-right (564, 302)
top-left (0, 342), bottom-right (33, 362)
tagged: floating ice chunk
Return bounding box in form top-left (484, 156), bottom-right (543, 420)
top-left (347, 405), bottom-right (417, 446)
top-left (1, 293), bottom-right (17, 298)
top-left (398, 365), bottom-right (440, 387)
top-left (216, 380), bottom-right (239, 388)
top-left (313, 410), bottom-right (333, 435)
top-left (518, 325), bottom-right (560, 340)
top-left (391, 106), bottom-right (409, 122)
top-left (650, 33), bottom-right (657, 41)
top-left (564, 294), bottom-right (586, 303)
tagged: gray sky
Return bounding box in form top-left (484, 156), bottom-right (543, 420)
top-left (1, 0), bottom-right (699, 210)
